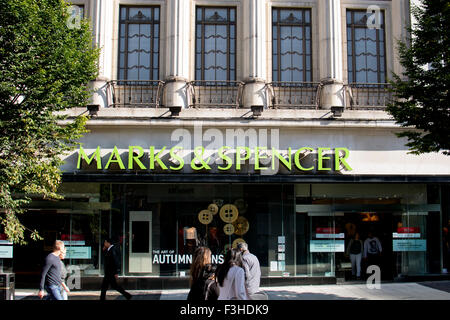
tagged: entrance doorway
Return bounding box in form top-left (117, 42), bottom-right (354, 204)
top-left (128, 211), bottom-right (152, 273)
top-left (336, 212), bottom-right (394, 281)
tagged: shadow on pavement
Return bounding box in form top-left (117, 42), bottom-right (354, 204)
top-left (418, 281), bottom-right (450, 293)
top-left (265, 290), bottom-right (361, 300)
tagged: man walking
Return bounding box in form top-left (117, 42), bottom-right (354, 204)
top-left (364, 231), bottom-right (383, 271)
top-left (237, 242), bottom-right (267, 300)
top-left (38, 240), bottom-right (65, 300)
top-left (100, 237), bottom-right (132, 300)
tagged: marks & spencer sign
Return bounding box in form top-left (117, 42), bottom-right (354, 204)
top-left (76, 145), bottom-right (352, 173)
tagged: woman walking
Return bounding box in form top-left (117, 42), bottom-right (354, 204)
top-left (346, 233), bottom-right (364, 280)
top-left (216, 248), bottom-right (248, 300)
top-left (187, 247), bottom-right (219, 301)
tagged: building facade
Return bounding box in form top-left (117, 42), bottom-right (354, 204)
top-left (3, 0), bottom-right (450, 288)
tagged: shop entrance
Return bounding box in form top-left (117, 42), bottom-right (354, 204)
top-left (336, 212), bottom-right (394, 281)
top-left (128, 211), bottom-right (152, 273)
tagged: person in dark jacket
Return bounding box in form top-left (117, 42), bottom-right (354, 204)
top-left (100, 237), bottom-right (132, 300)
top-left (187, 246), bottom-right (219, 301)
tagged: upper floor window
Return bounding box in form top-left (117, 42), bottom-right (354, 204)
top-left (346, 10), bottom-right (386, 84)
top-left (272, 8), bottom-right (312, 82)
top-left (118, 6), bottom-right (160, 80)
top-left (195, 7), bottom-right (236, 81)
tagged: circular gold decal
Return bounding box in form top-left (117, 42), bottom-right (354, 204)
top-left (198, 210), bottom-right (213, 225)
top-left (208, 203), bottom-right (219, 215)
top-left (219, 204), bottom-right (239, 223)
top-left (223, 223), bottom-right (235, 235)
top-left (233, 216), bottom-right (249, 236)
top-left (232, 238), bottom-right (246, 249)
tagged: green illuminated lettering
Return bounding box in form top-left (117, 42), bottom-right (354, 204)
top-left (236, 147), bottom-right (250, 171)
top-left (105, 146), bottom-right (125, 170)
top-left (150, 146), bottom-right (168, 170)
top-left (128, 146), bottom-right (147, 170)
top-left (272, 148), bottom-right (292, 170)
top-left (255, 147), bottom-right (267, 170)
top-left (77, 146), bottom-right (102, 169)
top-left (335, 147), bottom-right (352, 171)
top-left (294, 147), bottom-right (314, 171)
top-left (218, 146), bottom-right (232, 171)
top-left (318, 147), bottom-right (331, 171)
top-left (169, 146), bottom-right (184, 170)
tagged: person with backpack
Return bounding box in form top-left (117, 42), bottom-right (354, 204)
top-left (187, 246), bottom-right (219, 301)
top-left (364, 231), bottom-right (382, 271)
top-left (346, 233), bottom-right (364, 280)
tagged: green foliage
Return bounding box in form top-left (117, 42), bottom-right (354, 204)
top-left (387, 0), bottom-right (450, 155)
top-left (0, 0), bottom-right (99, 244)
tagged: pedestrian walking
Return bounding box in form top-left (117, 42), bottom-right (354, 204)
top-left (346, 233), bottom-right (363, 280)
top-left (38, 240), bottom-right (65, 300)
top-left (59, 247), bottom-right (70, 300)
top-left (364, 231), bottom-right (382, 272)
top-left (237, 242), bottom-right (267, 300)
top-left (187, 246), bottom-right (219, 301)
top-left (100, 237), bottom-right (132, 300)
top-left (216, 248), bottom-right (248, 300)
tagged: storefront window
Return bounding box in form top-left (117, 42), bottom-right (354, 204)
top-left (295, 184), bottom-right (443, 279)
top-left (12, 182), bottom-right (444, 282)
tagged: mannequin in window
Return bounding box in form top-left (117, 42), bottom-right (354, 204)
top-left (184, 227), bottom-right (198, 255)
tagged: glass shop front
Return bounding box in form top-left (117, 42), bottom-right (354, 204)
top-left (7, 182), bottom-right (445, 283)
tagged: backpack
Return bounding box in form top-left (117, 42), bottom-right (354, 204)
top-left (350, 240), bottom-right (362, 254)
top-left (203, 278), bottom-right (219, 301)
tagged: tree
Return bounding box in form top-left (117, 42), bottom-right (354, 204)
top-left (0, 0), bottom-right (99, 244)
top-left (386, 0), bottom-right (450, 155)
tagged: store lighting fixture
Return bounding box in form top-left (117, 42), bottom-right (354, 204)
top-left (331, 106), bottom-right (344, 117)
top-left (251, 105), bottom-right (264, 117)
top-left (87, 104), bottom-right (100, 117)
top-left (169, 106), bottom-right (182, 117)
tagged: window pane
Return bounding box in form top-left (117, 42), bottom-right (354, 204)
top-left (196, 7), bottom-right (235, 81)
top-left (119, 7), bottom-right (159, 81)
top-left (272, 9), bottom-right (311, 83)
top-left (230, 9), bottom-right (235, 22)
top-left (140, 68), bottom-right (150, 80)
top-left (347, 10), bottom-right (386, 84)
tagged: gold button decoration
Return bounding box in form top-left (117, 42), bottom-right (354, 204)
top-left (232, 238), bottom-right (246, 249)
top-left (223, 223), bottom-right (235, 235)
top-left (198, 210), bottom-right (213, 225)
top-left (233, 216), bottom-right (249, 236)
top-left (208, 203), bottom-right (219, 215)
top-left (219, 204), bottom-right (239, 223)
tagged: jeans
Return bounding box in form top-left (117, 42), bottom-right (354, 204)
top-left (350, 253), bottom-right (362, 277)
top-left (44, 284), bottom-right (63, 300)
top-left (60, 286), bottom-right (68, 300)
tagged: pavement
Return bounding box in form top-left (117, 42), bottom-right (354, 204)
top-left (13, 280), bottom-right (450, 300)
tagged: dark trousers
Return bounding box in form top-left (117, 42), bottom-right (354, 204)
top-left (100, 275), bottom-right (131, 300)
